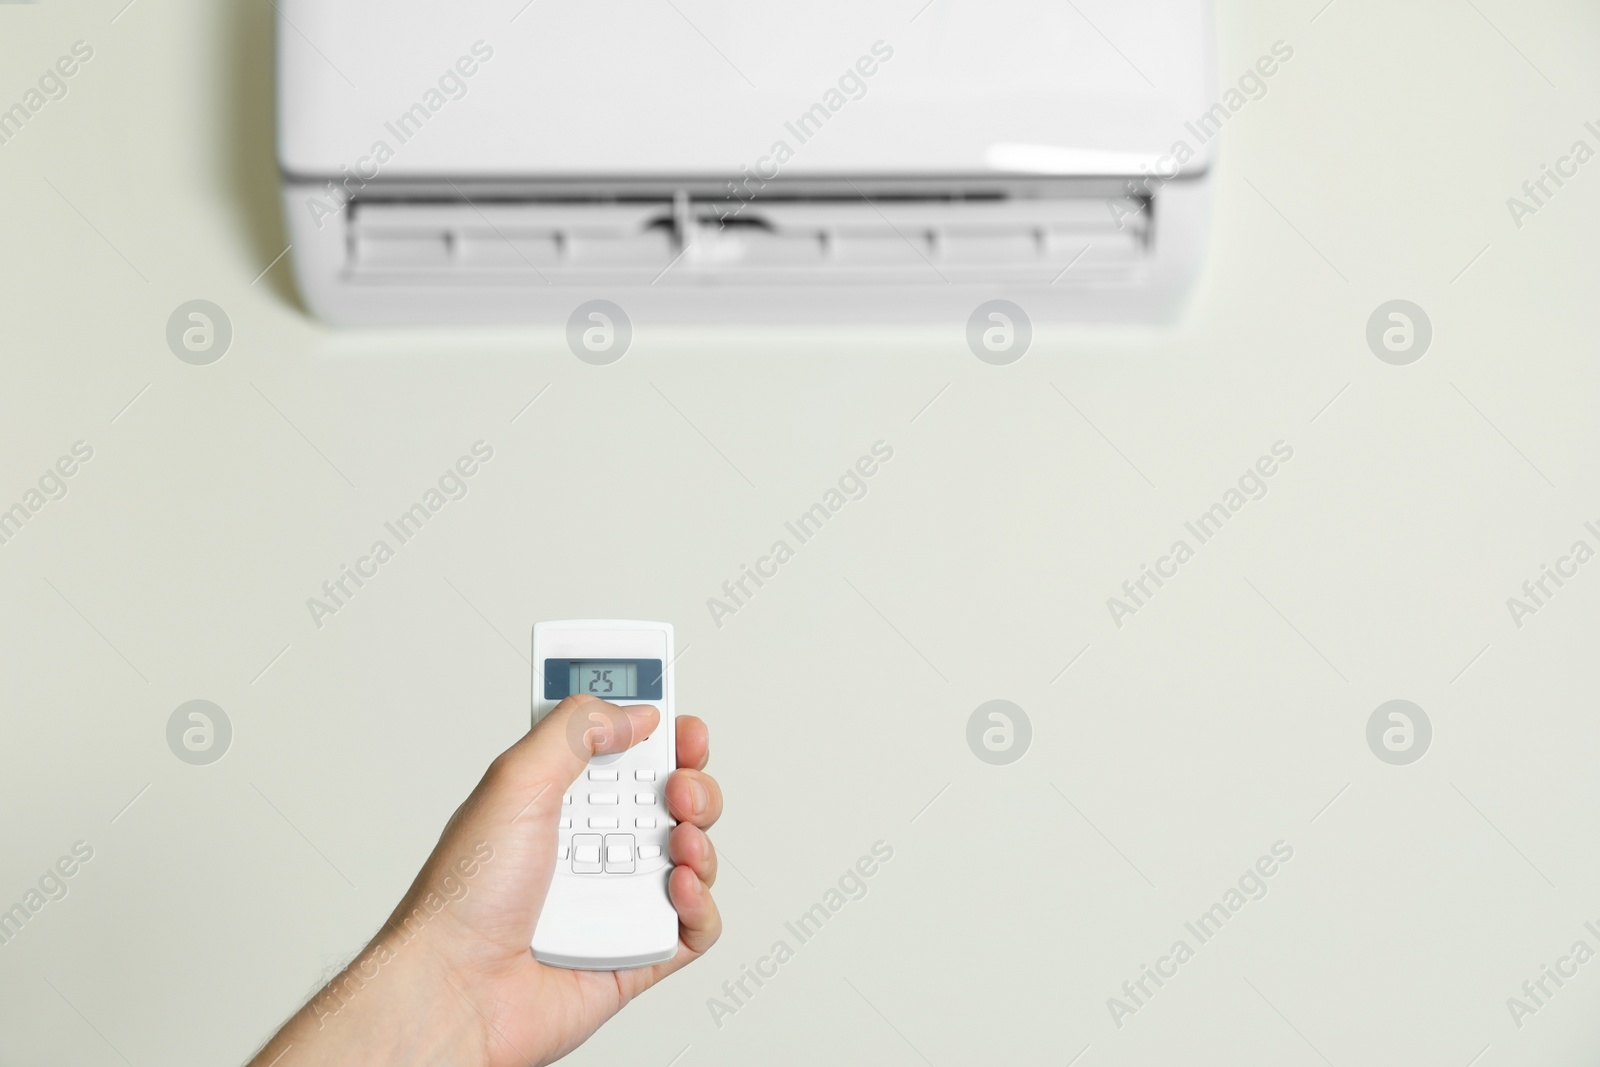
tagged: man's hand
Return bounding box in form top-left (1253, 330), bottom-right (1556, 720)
top-left (248, 696), bottom-right (723, 1067)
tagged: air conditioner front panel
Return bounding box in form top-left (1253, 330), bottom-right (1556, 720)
top-left (277, 0), bottom-right (1215, 181)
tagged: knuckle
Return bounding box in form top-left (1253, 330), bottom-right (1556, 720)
top-left (483, 751), bottom-right (520, 789)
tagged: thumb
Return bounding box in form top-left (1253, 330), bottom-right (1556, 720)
top-left (487, 695), bottom-right (660, 819)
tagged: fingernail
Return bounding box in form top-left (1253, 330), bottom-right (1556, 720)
top-left (689, 779), bottom-right (708, 815)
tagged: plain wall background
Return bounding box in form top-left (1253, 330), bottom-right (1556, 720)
top-left (2, 0), bottom-right (1599, 1063)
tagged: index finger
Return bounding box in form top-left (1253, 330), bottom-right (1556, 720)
top-left (676, 715), bottom-right (709, 771)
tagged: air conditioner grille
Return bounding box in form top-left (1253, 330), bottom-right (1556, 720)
top-left (343, 193), bottom-right (1152, 286)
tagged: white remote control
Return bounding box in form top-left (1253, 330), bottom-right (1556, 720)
top-left (530, 620), bottom-right (677, 969)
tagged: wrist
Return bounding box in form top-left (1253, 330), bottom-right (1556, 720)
top-left (250, 924), bottom-right (486, 1067)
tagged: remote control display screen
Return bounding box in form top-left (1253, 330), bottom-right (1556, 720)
top-left (571, 661), bottom-right (636, 697)
top-left (543, 659), bottom-right (663, 701)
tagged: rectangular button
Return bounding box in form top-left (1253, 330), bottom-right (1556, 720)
top-left (572, 834), bottom-right (602, 873)
top-left (635, 817), bottom-right (657, 829)
top-left (589, 816), bottom-right (619, 829)
top-left (589, 769), bottom-right (619, 781)
top-left (559, 846), bottom-right (570, 860)
top-left (589, 793), bottom-right (619, 805)
top-left (604, 834), bottom-right (635, 874)
top-left (635, 769), bottom-right (656, 781)
top-left (559, 817), bottom-right (571, 829)
top-left (638, 845), bottom-right (662, 859)
top-left (562, 793), bottom-right (571, 805)
top-left (635, 792), bottom-right (656, 805)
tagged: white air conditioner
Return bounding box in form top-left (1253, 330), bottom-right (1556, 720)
top-left (276, 1), bottom-right (1215, 325)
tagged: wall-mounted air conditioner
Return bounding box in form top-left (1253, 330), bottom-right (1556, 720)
top-left (277, 0), bottom-right (1215, 325)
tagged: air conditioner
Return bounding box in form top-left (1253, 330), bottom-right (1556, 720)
top-left (277, 0), bottom-right (1215, 325)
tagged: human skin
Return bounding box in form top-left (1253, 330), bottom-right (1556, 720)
top-left (247, 695), bottom-right (723, 1067)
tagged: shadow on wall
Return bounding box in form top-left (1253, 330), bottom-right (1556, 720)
top-left (226, 0), bottom-right (304, 313)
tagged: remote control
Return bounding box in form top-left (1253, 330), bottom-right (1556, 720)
top-left (530, 620), bottom-right (677, 969)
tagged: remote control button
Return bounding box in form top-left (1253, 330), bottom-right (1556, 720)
top-left (572, 835), bottom-right (602, 873)
top-left (588, 816), bottom-right (619, 829)
top-left (589, 769), bottom-right (619, 781)
top-left (635, 769), bottom-right (656, 781)
top-left (563, 793), bottom-right (571, 805)
top-left (635, 817), bottom-right (658, 829)
top-left (559, 817), bottom-right (571, 829)
top-left (559, 846), bottom-right (570, 860)
top-left (604, 834), bottom-right (635, 874)
top-left (638, 845), bottom-right (662, 859)
top-left (589, 793), bottom-right (619, 805)
top-left (635, 792), bottom-right (656, 805)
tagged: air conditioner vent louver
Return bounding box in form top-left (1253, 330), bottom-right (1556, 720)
top-left (343, 192), bottom-right (1152, 287)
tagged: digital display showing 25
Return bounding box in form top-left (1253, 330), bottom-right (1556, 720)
top-left (569, 662), bottom-right (638, 698)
